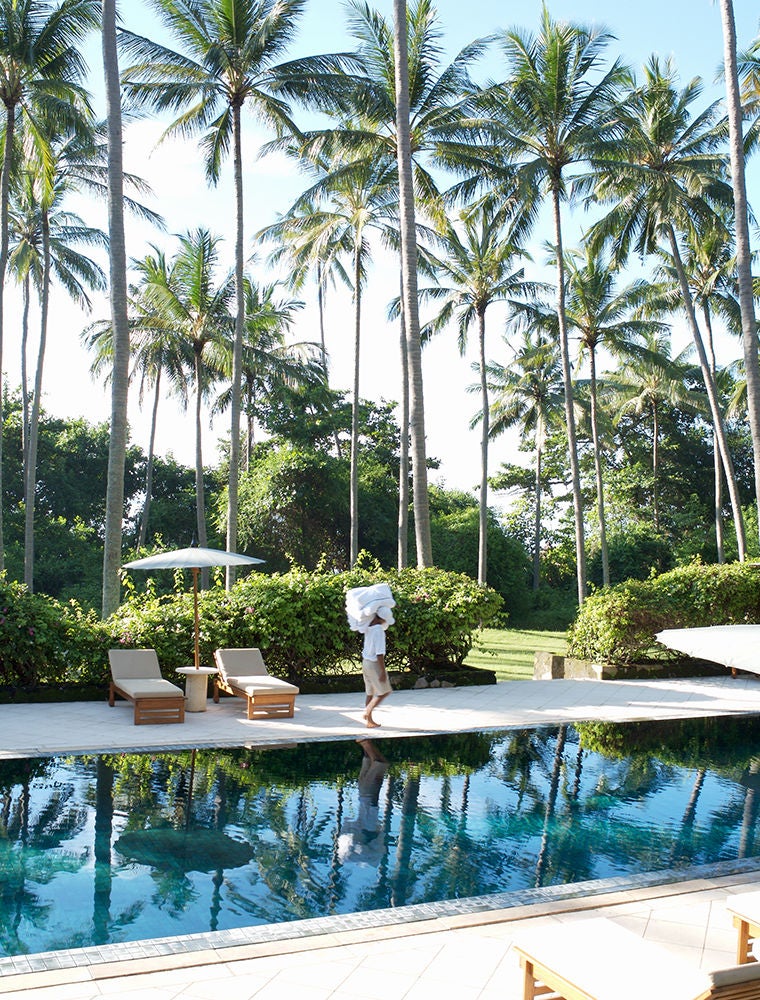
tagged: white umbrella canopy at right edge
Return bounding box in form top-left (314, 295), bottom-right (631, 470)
top-left (655, 625), bottom-right (760, 676)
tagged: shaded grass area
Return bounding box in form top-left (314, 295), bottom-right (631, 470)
top-left (465, 628), bottom-right (568, 682)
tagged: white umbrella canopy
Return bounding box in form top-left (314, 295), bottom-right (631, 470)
top-left (123, 545), bottom-right (265, 668)
top-left (655, 625), bottom-right (760, 676)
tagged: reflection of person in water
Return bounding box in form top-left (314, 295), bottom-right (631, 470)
top-left (338, 740), bottom-right (389, 865)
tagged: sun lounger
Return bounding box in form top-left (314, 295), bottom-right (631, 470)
top-left (512, 917), bottom-right (760, 1000)
top-left (726, 891), bottom-right (760, 964)
top-left (213, 648), bottom-right (299, 720)
top-left (108, 649), bottom-right (185, 725)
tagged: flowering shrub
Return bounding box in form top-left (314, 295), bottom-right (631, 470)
top-left (567, 562), bottom-right (760, 665)
top-left (0, 577), bottom-right (109, 690)
top-left (0, 562), bottom-right (503, 697)
top-left (112, 561), bottom-right (503, 683)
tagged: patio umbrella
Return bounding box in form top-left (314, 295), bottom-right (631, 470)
top-left (122, 545), bottom-right (264, 668)
top-left (655, 625), bottom-right (760, 676)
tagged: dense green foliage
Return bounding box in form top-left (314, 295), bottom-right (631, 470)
top-left (0, 577), bottom-right (109, 690)
top-left (0, 563), bottom-right (501, 695)
top-left (567, 562), bottom-right (760, 664)
top-left (113, 561), bottom-right (503, 683)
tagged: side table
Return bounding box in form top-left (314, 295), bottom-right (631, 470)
top-left (176, 666), bottom-right (217, 712)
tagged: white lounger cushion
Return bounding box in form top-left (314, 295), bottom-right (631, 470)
top-left (110, 649), bottom-right (166, 681)
top-left (223, 674), bottom-right (298, 696)
top-left (513, 918), bottom-right (713, 1000)
top-left (112, 678), bottom-right (184, 700)
top-left (216, 647), bottom-right (270, 678)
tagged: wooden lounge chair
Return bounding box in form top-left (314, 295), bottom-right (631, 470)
top-left (726, 891), bottom-right (760, 965)
top-left (213, 648), bottom-right (299, 720)
top-left (513, 917), bottom-right (760, 1000)
top-left (108, 649), bottom-right (185, 726)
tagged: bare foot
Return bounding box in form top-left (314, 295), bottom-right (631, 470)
top-left (365, 718), bottom-right (380, 728)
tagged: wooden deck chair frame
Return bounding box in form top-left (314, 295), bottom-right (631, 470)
top-left (213, 648), bottom-right (298, 720)
top-left (108, 649), bottom-right (185, 725)
top-left (514, 917), bottom-right (760, 1000)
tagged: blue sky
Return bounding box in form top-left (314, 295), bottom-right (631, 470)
top-left (35, 1), bottom-right (760, 501)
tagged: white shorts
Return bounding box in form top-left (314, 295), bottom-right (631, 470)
top-left (362, 659), bottom-right (392, 697)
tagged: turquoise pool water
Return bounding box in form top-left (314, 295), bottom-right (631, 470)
top-left (1, 716), bottom-right (759, 958)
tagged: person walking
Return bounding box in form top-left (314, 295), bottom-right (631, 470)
top-left (361, 607), bottom-right (393, 728)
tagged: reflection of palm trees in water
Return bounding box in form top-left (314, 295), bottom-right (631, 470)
top-left (535, 725), bottom-right (567, 887)
top-left (93, 757), bottom-right (114, 945)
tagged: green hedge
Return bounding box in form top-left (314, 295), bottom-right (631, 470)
top-left (0, 577), bottom-right (110, 690)
top-left (0, 564), bottom-right (502, 696)
top-left (567, 562), bottom-right (760, 665)
top-left (112, 562), bottom-right (504, 684)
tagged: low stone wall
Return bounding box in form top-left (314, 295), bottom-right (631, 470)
top-left (533, 652), bottom-right (726, 680)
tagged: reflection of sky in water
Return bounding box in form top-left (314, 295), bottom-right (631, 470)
top-left (0, 722), bottom-right (758, 957)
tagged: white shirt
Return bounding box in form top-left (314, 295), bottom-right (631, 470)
top-left (362, 623), bottom-right (386, 661)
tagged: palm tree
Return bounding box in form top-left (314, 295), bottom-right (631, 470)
top-left (486, 329), bottom-right (563, 590)
top-left (419, 198), bottom-right (533, 585)
top-left (135, 229), bottom-right (234, 552)
top-left (654, 220), bottom-right (744, 563)
top-left (258, 192), bottom-right (353, 459)
top-left (84, 250), bottom-right (189, 549)
top-left (276, 155), bottom-right (398, 565)
top-left (562, 246), bottom-right (667, 586)
top-left (610, 332), bottom-right (700, 533)
top-left (718, 1), bottom-right (760, 548)
top-left (485, 5), bottom-right (629, 604)
top-left (587, 56), bottom-right (747, 561)
top-left (0, 0), bottom-right (98, 576)
top-left (120, 0), bottom-right (355, 585)
top-left (394, 0), bottom-right (432, 567)
top-left (211, 279), bottom-right (327, 468)
top-left (9, 159), bottom-right (107, 590)
top-left (102, 0), bottom-right (131, 616)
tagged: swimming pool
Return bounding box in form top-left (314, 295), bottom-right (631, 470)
top-left (1, 716), bottom-right (759, 961)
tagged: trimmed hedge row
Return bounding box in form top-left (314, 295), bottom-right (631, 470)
top-left (0, 564), bottom-right (503, 693)
top-left (567, 562), bottom-right (760, 665)
top-left (112, 564), bottom-right (504, 683)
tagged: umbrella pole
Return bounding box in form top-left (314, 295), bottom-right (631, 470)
top-left (193, 567), bottom-right (200, 669)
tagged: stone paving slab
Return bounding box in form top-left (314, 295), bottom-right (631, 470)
top-left (2, 674), bottom-right (760, 758)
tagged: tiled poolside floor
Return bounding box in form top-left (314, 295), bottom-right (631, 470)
top-left (2, 674), bottom-right (760, 997)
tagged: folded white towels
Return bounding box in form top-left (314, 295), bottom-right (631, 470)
top-left (346, 583), bottom-right (395, 632)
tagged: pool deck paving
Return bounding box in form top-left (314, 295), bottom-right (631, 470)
top-left (2, 674), bottom-right (760, 997)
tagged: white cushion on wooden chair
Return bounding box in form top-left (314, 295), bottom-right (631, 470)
top-left (513, 918), bottom-right (712, 1000)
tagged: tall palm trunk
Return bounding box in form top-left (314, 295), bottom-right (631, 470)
top-left (667, 226), bottom-right (746, 560)
top-left (20, 273), bottom-right (30, 469)
top-left (317, 260), bottom-right (342, 460)
top-left (551, 187), bottom-right (586, 603)
top-left (533, 424), bottom-right (544, 591)
top-left (193, 349), bottom-right (208, 550)
top-left (397, 292), bottom-right (409, 569)
top-left (393, 0), bottom-right (432, 567)
top-left (226, 103), bottom-right (245, 585)
top-left (0, 104), bottom-right (15, 573)
top-left (101, 0), bottom-right (131, 617)
top-left (138, 369), bottom-right (161, 548)
top-left (349, 239), bottom-right (361, 566)
top-left (588, 347), bottom-right (609, 586)
top-left (652, 398), bottom-right (660, 532)
top-left (477, 307), bottom-right (489, 585)
top-left (719, 0), bottom-right (760, 548)
top-left (24, 208), bottom-right (51, 590)
top-left (703, 302), bottom-right (725, 563)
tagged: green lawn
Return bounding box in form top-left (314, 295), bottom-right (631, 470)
top-left (464, 628), bottom-right (568, 682)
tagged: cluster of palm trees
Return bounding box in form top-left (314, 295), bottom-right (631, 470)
top-left (1, 0), bottom-right (758, 617)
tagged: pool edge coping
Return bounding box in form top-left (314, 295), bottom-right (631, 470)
top-left (2, 860), bottom-right (760, 993)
